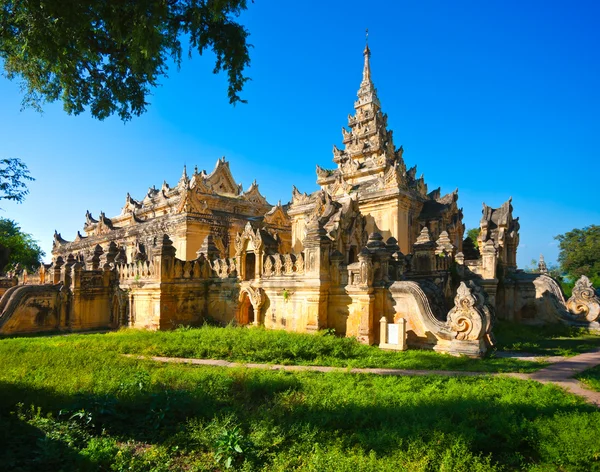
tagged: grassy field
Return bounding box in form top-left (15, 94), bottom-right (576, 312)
top-left (3, 325), bottom-right (549, 373)
top-left (1, 328), bottom-right (600, 471)
top-left (494, 321), bottom-right (600, 357)
top-left (1, 336), bottom-right (600, 471)
top-left (577, 365), bottom-right (600, 392)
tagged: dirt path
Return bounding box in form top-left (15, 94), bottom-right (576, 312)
top-left (129, 348), bottom-right (600, 406)
top-left (504, 348), bottom-right (600, 405)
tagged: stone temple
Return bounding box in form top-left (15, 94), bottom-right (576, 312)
top-left (1, 44), bottom-right (598, 356)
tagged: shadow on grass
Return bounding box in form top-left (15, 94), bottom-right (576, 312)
top-left (1, 370), bottom-right (598, 471)
top-left (494, 321), bottom-right (600, 356)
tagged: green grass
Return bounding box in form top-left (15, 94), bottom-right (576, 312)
top-left (494, 321), bottom-right (600, 357)
top-left (1, 325), bottom-right (549, 373)
top-left (1, 336), bottom-right (600, 471)
top-left (576, 365), bottom-right (600, 392)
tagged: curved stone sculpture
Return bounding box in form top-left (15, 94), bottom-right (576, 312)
top-left (388, 280), bottom-right (492, 357)
top-left (448, 283), bottom-right (485, 341)
top-left (567, 276), bottom-right (600, 322)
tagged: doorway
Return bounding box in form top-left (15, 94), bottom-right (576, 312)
top-left (239, 292), bottom-right (255, 325)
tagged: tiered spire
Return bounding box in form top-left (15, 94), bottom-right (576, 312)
top-left (331, 39), bottom-right (403, 183)
top-left (316, 39), bottom-right (431, 198)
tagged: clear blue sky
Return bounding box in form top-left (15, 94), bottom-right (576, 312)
top-left (0, 0), bottom-right (598, 268)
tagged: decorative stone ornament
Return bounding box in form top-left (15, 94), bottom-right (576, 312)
top-left (447, 282), bottom-right (485, 341)
top-left (567, 276), bottom-right (600, 322)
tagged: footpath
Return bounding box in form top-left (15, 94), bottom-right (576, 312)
top-left (130, 347), bottom-right (600, 406)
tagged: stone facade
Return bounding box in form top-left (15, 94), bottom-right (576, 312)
top-left (2, 43), bottom-right (596, 354)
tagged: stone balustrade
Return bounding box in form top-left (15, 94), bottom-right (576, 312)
top-left (116, 260), bottom-right (157, 282)
top-left (262, 253), bottom-right (305, 277)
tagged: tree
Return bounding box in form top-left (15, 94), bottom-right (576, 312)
top-left (555, 225), bottom-right (600, 287)
top-left (0, 0), bottom-right (252, 121)
top-left (0, 158), bottom-right (34, 205)
top-left (466, 228), bottom-right (479, 248)
top-left (0, 218), bottom-right (45, 273)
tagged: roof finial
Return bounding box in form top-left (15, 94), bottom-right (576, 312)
top-left (366, 28), bottom-right (369, 45)
top-left (362, 29), bottom-right (371, 84)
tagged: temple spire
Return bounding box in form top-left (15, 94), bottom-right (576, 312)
top-left (178, 164), bottom-right (190, 187)
top-left (362, 29), bottom-right (372, 86)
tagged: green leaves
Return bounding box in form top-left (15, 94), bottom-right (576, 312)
top-left (0, 217), bottom-right (45, 272)
top-left (0, 0), bottom-right (252, 121)
top-left (555, 225), bottom-right (600, 285)
top-left (0, 158), bottom-right (34, 205)
top-left (214, 424), bottom-right (250, 469)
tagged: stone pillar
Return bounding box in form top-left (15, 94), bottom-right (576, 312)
top-left (366, 233), bottom-right (391, 285)
top-left (69, 262), bottom-right (84, 329)
top-left (104, 242), bottom-right (118, 270)
top-left (254, 249), bottom-right (263, 280)
top-left (455, 252), bottom-right (465, 277)
top-left (302, 220), bottom-right (331, 332)
top-left (53, 257), bottom-right (64, 284)
top-left (88, 245), bottom-right (103, 270)
top-left (155, 234), bottom-right (176, 282)
top-left (303, 220), bottom-right (331, 280)
top-left (413, 227), bottom-right (436, 273)
top-left (481, 240), bottom-right (497, 280)
top-left (62, 254), bottom-right (76, 288)
top-left (330, 250), bottom-right (344, 286)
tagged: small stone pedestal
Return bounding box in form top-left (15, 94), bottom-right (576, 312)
top-left (379, 317), bottom-right (407, 351)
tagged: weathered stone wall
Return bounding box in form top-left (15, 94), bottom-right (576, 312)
top-left (0, 284), bottom-right (64, 334)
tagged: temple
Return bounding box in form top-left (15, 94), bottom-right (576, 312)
top-left (1, 44), bottom-right (598, 355)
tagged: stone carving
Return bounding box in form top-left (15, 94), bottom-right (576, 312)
top-left (416, 227), bottom-right (432, 244)
top-left (435, 231), bottom-right (454, 256)
top-left (566, 276), bottom-right (600, 322)
top-left (538, 254), bottom-right (548, 274)
top-left (295, 253), bottom-right (304, 274)
top-left (263, 256), bottom-right (273, 276)
top-left (283, 254), bottom-right (294, 275)
top-left (273, 255), bottom-right (283, 276)
top-left (447, 282), bottom-right (485, 341)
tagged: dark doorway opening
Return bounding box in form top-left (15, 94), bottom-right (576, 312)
top-left (245, 252), bottom-right (256, 281)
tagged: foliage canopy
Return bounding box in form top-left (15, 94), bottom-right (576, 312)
top-left (555, 225), bottom-right (600, 286)
top-left (466, 227), bottom-right (479, 248)
top-left (0, 0), bottom-right (252, 121)
top-left (0, 158), bottom-right (33, 205)
top-left (0, 217), bottom-right (45, 272)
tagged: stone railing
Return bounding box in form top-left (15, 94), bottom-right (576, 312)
top-left (211, 257), bottom-right (238, 279)
top-left (116, 260), bottom-right (157, 282)
top-left (171, 257), bottom-right (214, 280)
top-left (434, 253), bottom-right (453, 272)
top-left (262, 253), bottom-right (305, 277)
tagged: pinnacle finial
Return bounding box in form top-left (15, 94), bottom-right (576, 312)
top-left (179, 164), bottom-right (189, 185)
top-left (362, 31), bottom-right (372, 84)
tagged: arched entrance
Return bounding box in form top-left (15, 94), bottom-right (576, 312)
top-left (239, 292), bottom-right (255, 325)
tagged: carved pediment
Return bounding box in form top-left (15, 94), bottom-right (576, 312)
top-left (206, 157), bottom-right (241, 196)
top-left (176, 187), bottom-right (211, 215)
top-left (121, 193), bottom-right (142, 215)
top-left (438, 189), bottom-right (459, 206)
top-left (264, 202), bottom-right (290, 227)
top-left (52, 231), bottom-right (70, 249)
top-left (242, 181), bottom-right (268, 205)
top-left (291, 185), bottom-right (310, 205)
top-left (316, 164), bottom-right (335, 180)
top-left (94, 212), bottom-right (115, 235)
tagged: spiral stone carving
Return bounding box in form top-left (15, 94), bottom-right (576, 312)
top-left (566, 276), bottom-right (600, 322)
top-left (447, 282), bottom-right (485, 341)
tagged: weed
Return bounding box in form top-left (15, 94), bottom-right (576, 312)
top-left (214, 424), bottom-right (251, 469)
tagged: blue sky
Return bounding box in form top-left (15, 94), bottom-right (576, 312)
top-left (0, 0), bottom-right (598, 268)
